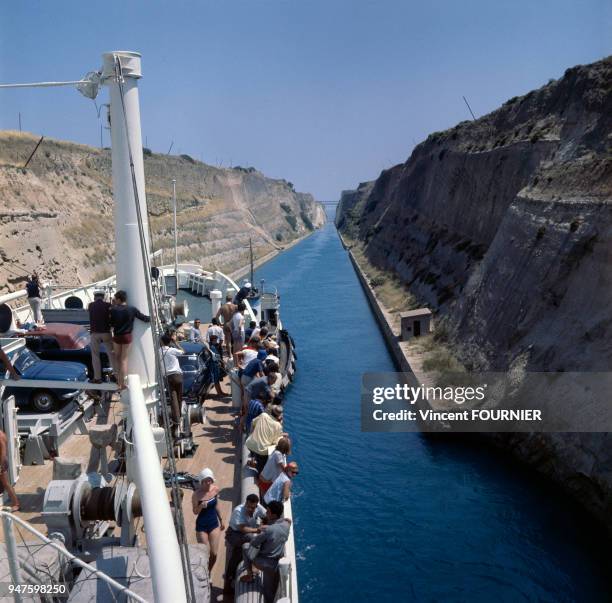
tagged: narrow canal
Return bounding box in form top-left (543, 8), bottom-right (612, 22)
top-left (188, 209), bottom-right (611, 602)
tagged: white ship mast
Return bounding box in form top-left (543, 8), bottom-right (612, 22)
top-left (102, 50), bottom-right (187, 603)
top-left (103, 51), bottom-right (157, 388)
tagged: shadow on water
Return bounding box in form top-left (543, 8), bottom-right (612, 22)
top-left (181, 209), bottom-right (612, 602)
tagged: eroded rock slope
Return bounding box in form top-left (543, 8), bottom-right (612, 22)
top-left (0, 133), bottom-right (325, 294)
top-left (337, 57), bottom-right (612, 526)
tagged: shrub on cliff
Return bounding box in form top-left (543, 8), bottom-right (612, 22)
top-left (300, 211), bottom-right (314, 231)
top-left (285, 214), bottom-right (298, 230)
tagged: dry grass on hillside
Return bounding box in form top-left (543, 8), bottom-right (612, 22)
top-left (350, 243), bottom-right (417, 315)
top-left (347, 238), bottom-right (465, 375)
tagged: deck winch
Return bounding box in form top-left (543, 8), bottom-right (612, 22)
top-left (42, 471), bottom-right (142, 550)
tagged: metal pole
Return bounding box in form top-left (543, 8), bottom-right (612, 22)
top-left (1, 513), bottom-right (23, 603)
top-left (127, 375), bottom-right (187, 603)
top-left (18, 112), bottom-right (21, 132)
top-left (250, 238), bottom-right (254, 285)
top-left (100, 123), bottom-right (103, 149)
top-left (23, 135), bottom-right (44, 168)
top-left (101, 51), bottom-right (156, 389)
top-left (173, 178), bottom-right (178, 279)
top-left (462, 95), bottom-right (477, 121)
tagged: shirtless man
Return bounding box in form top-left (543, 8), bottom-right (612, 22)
top-left (0, 348), bottom-right (20, 511)
top-left (0, 431), bottom-right (19, 511)
top-left (0, 349), bottom-right (19, 381)
top-left (215, 295), bottom-right (237, 359)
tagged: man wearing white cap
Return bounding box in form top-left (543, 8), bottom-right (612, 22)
top-left (192, 467), bottom-right (225, 571)
top-left (233, 281), bottom-right (252, 305)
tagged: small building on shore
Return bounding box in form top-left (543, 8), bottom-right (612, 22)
top-left (400, 308), bottom-right (432, 340)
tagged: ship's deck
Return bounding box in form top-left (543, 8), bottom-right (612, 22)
top-left (1, 351), bottom-right (240, 602)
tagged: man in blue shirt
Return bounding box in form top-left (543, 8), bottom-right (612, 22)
top-left (189, 318), bottom-right (203, 343)
top-left (240, 349), bottom-right (267, 409)
top-left (245, 373), bottom-right (275, 401)
top-left (242, 390), bottom-right (272, 434)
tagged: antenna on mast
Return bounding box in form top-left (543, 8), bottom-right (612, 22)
top-left (173, 179), bottom-right (178, 279)
top-left (250, 237), bottom-right (254, 285)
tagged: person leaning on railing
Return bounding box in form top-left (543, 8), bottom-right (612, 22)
top-left (245, 404), bottom-right (287, 474)
top-left (109, 290), bottom-right (150, 390)
top-left (240, 500), bottom-right (291, 603)
top-left (223, 493), bottom-right (267, 593)
top-left (257, 437), bottom-right (291, 498)
top-left (88, 290), bottom-right (118, 383)
top-left (240, 390), bottom-right (272, 435)
top-left (263, 462), bottom-right (299, 506)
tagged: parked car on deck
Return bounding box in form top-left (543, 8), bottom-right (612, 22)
top-left (176, 342), bottom-right (225, 401)
top-left (2, 346), bottom-right (88, 412)
top-left (24, 323), bottom-right (109, 378)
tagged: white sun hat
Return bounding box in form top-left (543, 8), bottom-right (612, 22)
top-left (196, 468), bottom-right (215, 482)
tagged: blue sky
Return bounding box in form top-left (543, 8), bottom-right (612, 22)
top-left (0, 1), bottom-right (609, 200)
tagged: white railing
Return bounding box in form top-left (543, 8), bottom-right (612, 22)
top-left (1, 261), bottom-right (259, 326)
top-left (126, 374), bottom-right (187, 603)
top-left (277, 499), bottom-right (299, 602)
top-left (0, 378), bottom-right (118, 391)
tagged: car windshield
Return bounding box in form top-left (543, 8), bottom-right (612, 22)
top-left (12, 348), bottom-right (39, 374)
top-left (178, 355), bottom-right (198, 372)
top-left (73, 330), bottom-right (91, 348)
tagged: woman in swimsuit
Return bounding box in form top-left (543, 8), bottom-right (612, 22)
top-left (192, 467), bottom-right (225, 570)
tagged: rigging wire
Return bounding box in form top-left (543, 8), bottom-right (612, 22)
top-left (112, 54), bottom-right (197, 603)
top-left (0, 80), bottom-right (89, 89)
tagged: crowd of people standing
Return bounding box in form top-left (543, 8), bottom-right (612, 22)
top-left (186, 285), bottom-right (300, 601)
top-left (13, 275), bottom-right (298, 600)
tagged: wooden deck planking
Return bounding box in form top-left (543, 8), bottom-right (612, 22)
top-left (2, 374), bottom-right (241, 601)
top-left (175, 379), bottom-right (241, 600)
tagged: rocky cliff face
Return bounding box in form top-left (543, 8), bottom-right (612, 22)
top-left (0, 132), bottom-right (325, 294)
top-left (337, 57), bottom-right (612, 526)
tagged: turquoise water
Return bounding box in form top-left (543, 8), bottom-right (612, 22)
top-left (184, 214), bottom-right (611, 602)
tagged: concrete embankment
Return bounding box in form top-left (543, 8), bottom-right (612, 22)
top-left (338, 231), bottom-right (433, 384)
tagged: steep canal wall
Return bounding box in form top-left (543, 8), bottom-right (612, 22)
top-left (335, 57), bottom-right (612, 533)
top-left (342, 224), bottom-right (612, 533)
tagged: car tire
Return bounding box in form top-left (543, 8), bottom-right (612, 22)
top-left (31, 390), bottom-right (58, 413)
